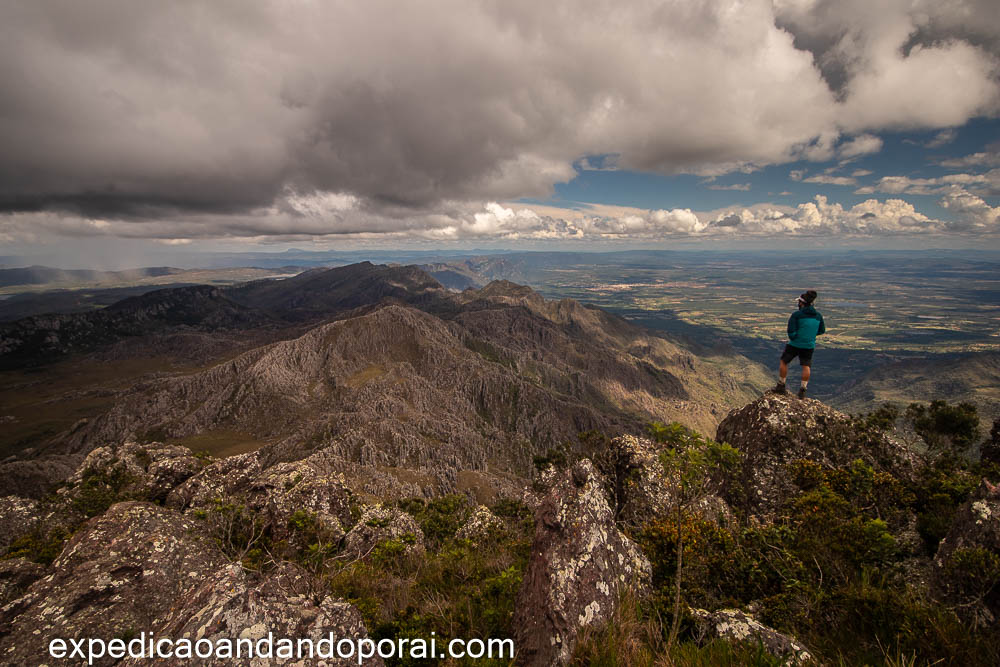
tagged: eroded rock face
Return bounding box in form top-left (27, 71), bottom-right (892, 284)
top-left (0, 501), bottom-right (225, 665)
top-left (342, 505), bottom-right (425, 559)
top-left (715, 394), bottom-right (915, 519)
top-left (690, 607), bottom-right (812, 664)
top-left (130, 563), bottom-right (379, 667)
top-left (513, 459), bottom-right (651, 667)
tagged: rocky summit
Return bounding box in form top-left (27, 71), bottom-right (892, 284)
top-left (0, 263), bottom-right (997, 665)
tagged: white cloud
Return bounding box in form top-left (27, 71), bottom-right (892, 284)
top-left (803, 175), bottom-right (858, 186)
top-left (938, 151), bottom-right (1000, 169)
top-left (939, 188), bottom-right (1000, 229)
top-left (837, 134), bottom-right (884, 158)
top-left (707, 183), bottom-right (752, 191)
top-left (925, 129), bottom-right (958, 148)
top-left (856, 169), bottom-right (1000, 195)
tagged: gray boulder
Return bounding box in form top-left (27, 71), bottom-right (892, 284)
top-left (716, 394), bottom-right (915, 519)
top-left (513, 459), bottom-right (651, 666)
top-left (690, 607), bottom-right (813, 664)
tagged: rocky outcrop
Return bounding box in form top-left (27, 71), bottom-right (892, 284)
top-left (690, 607), bottom-right (813, 664)
top-left (168, 450), bottom-right (355, 547)
top-left (513, 459), bottom-right (651, 666)
top-left (716, 394), bottom-right (915, 519)
top-left (455, 505), bottom-right (505, 543)
top-left (132, 563), bottom-right (378, 667)
top-left (605, 434), bottom-right (730, 527)
top-left (0, 502), bottom-right (225, 665)
top-left (61, 441), bottom-right (203, 505)
top-left (0, 495), bottom-right (42, 551)
top-left (342, 505), bottom-right (425, 559)
top-left (0, 455), bottom-right (78, 498)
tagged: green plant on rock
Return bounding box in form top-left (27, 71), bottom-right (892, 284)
top-left (905, 400), bottom-right (980, 459)
top-left (648, 421), bottom-right (741, 649)
top-left (71, 464), bottom-right (139, 518)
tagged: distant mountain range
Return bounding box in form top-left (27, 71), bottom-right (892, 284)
top-left (1, 262), bottom-right (770, 496)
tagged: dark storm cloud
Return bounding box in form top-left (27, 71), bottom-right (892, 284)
top-left (1, 0), bottom-right (999, 240)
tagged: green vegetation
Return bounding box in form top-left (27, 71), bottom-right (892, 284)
top-left (569, 408), bottom-right (1000, 666)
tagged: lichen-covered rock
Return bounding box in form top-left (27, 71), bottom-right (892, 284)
top-left (167, 450), bottom-right (266, 510)
top-left (513, 459), bottom-right (652, 666)
top-left (342, 505), bottom-right (425, 559)
top-left (250, 460), bottom-right (353, 543)
top-left (455, 505), bottom-right (504, 543)
top-left (168, 451), bottom-right (354, 547)
top-left (0, 495), bottom-right (41, 551)
top-left (0, 557), bottom-right (44, 606)
top-left (61, 441), bottom-right (202, 505)
top-left (690, 607), bottom-right (813, 664)
top-left (933, 480), bottom-right (1000, 623)
top-left (607, 434), bottom-right (731, 526)
top-left (716, 394), bottom-right (915, 518)
top-left (0, 501), bottom-right (225, 665)
top-left (129, 563), bottom-right (379, 666)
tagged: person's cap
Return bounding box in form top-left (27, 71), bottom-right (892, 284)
top-left (799, 290), bottom-right (817, 305)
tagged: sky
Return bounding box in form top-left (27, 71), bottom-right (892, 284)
top-left (2, 0), bottom-right (1000, 262)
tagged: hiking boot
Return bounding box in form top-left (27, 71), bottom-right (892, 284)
top-left (797, 387), bottom-right (807, 399)
top-left (769, 382), bottom-right (787, 395)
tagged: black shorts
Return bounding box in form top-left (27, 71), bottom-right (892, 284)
top-left (780, 344), bottom-right (813, 367)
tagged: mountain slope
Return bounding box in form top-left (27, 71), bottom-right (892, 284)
top-left (832, 351), bottom-right (1000, 423)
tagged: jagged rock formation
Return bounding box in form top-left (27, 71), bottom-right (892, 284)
top-left (166, 449), bottom-right (355, 551)
top-left (514, 459), bottom-right (651, 666)
top-left (716, 394), bottom-right (916, 519)
top-left (690, 607), bottom-right (813, 664)
top-left (57, 271), bottom-right (766, 497)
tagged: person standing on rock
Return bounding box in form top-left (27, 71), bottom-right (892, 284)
top-left (771, 290), bottom-right (825, 399)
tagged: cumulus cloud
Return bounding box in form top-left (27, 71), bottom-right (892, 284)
top-left (707, 183), bottom-right (752, 191)
top-left (938, 151), bottom-right (1000, 169)
top-left (939, 188), bottom-right (1000, 229)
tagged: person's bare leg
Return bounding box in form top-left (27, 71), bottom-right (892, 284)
top-left (798, 364), bottom-right (811, 398)
top-left (779, 359), bottom-right (788, 383)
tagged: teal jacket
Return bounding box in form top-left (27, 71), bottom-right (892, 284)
top-left (787, 305), bottom-right (826, 349)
